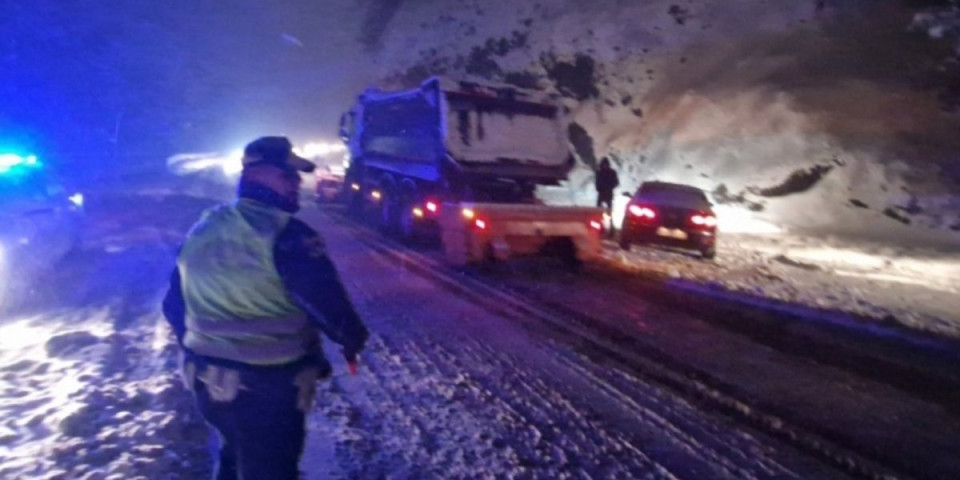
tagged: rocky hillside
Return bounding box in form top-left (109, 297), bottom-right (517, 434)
top-left (359, 0), bottom-right (960, 246)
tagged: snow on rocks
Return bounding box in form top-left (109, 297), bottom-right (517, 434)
top-left (370, 0), bottom-right (960, 249)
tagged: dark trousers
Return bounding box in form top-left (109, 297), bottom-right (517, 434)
top-left (597, 192), bottom-right (613, 211)
top-left (194, 369), bottom-right (306, 480)
top-left (597, 192), bottom-right (615, 235)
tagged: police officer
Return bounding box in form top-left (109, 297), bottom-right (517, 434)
top-left (162, 136), bottom-right (369, 480)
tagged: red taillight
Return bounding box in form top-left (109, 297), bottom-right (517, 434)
top-left (589, 220), bottom-right (603, 232)
top-left (474, 219), bottom-right (487, 230)
top-left (425, 201), bottom-right (439, 213)
top-left (628, 204), bottom-right (657, 219)
top-left (690, 213), bottom-right (718, 228)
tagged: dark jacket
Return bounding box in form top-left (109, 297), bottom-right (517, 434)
top-left (595, 166), bottom-right (620, 195)
top-left (162, 182), bottom-right (368, 370)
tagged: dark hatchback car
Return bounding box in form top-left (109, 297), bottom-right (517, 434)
top-left (618, 181), bottom-right (717, 259)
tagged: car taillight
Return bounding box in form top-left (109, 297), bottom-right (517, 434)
top-left (589, 220), bottom-right (603, 232)
top-left (628, 204), bottom-right (657, 219)
top-left (425, 200), bottom-right (439, 213)
top-left (474, 219), bottom-right (487, 230)
top-left (690, 213), bottom-right (718, 228)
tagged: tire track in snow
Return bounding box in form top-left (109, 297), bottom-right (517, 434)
top-left (318, 332), bottom-right (670, 480)
top-left (306, 208), bottom-right (876, 478)
top-left (423, 338), bottom-right (671, 480)
top-left (313, 334), bottom-right (531, 479)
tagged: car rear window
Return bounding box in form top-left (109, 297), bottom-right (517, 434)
top-left (635, 183), bottom-right (711, 209)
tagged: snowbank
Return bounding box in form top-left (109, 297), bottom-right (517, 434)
top-left (610, 232), bottom-right (960, 339)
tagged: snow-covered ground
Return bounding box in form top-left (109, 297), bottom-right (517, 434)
top-left (296, 207), bottom-right (877, 480)
top-left (2, 186), bottom-right (863, 480)
top-left (0, 191), bottom-right (214, 480)
top-left (0, 181), bottom-right (957, 479)
top-left (608, 230), bottom-right (960, 340)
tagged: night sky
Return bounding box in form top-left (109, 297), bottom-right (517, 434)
top-left (1, 0), bottom-right (382, 175)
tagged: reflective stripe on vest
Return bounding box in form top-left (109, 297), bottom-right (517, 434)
top-left (183, 329), bottom-right (314, 366)
top-left (186, 313), bottom-right (310, 337)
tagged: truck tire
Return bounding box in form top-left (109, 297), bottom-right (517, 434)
top-left (397, 180), bottom-right (419, 244)
top-left (379, 196), bottom-right (397, 232)
top-left (399, 204), bottom-right (418, 245)
top-left (559, 238), bottom-right (583, 271)
top-left (346, 189), bottom-right (364, 217)
top-left (378, 176), bottom-right (399, 232)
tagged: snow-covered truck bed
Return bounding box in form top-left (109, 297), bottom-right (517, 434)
top-left (340, 76), bottom-right (603, 265)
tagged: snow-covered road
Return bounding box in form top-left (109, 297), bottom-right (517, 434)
top-left (0, 186), bottom-right (956, 479)
top-left (297, 207), bottom-right (858, 480)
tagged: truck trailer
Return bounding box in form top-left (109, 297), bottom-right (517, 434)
top-left (339, 77), bottom-right (604, 266)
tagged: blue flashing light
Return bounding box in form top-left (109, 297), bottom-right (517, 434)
top-left (0, 153), bottom-right (42, 175)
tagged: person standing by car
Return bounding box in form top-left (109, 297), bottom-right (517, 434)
top-left (162, 136), bottom-right (369, 480)
top-left (595, 157), bottom-right (620, 234)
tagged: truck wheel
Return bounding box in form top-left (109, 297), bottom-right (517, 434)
top-left (379, 192), bottom-right (401, 233)
top-left (476, 243), bottom-right (498, 273)
top-left (399, 205), bottom-right (418, 245)
top-left (379, 197), bottom-right (393, 232)
top-left (558, 238), bottom-right (582, 271)
top-left (347, 191), bottom-right (364, 217)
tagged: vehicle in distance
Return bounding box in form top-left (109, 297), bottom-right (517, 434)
top-left (0, 152), bottom-right (85, 309)
top-left (618, 181), bottom-right (718, 259)
top-left (314, 164), bottom-right (345, 203)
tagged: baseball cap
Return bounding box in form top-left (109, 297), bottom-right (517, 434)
top-left (241, 136), bottom-right (315, 173)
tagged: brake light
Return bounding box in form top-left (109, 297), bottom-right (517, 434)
top-left (425, 201), bottom-right (439, 213)
top-left (691, 213), bottom-right (718, 228)
top-left (474, 219), bottom-right (487, 230)
top-left (589, 220), bottom-right (603, 231)
top-left (628, 204), bottom-right (657, 219)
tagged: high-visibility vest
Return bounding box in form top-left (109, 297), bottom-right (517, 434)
top-left (178, 198), bottom-right (314, 366)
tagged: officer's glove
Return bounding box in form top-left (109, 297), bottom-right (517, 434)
top-left (342, 348), bottom-right (360, 375)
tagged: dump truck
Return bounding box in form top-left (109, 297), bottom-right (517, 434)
top-left (339, 77), bottom-right (604, 266)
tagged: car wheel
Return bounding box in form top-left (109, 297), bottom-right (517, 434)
top-left (618, 235), bottom-right (632, 251)
top-left (562, 248), bottom-right (583, 271)
top-left (700, 245), bottom-right (716, 260)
